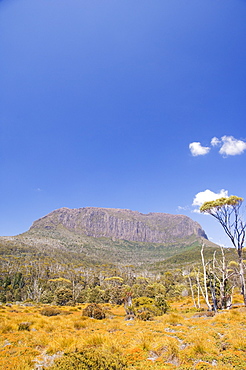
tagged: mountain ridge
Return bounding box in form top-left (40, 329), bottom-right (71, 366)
top-left (0, 207), bottom-right (215, 270)
top-left (30, 206), bottom-right (208, 244)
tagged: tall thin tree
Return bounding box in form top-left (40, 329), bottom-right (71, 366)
top-left (200, 195), bottom-right (246, 305)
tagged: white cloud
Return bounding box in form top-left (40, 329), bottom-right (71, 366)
top-left (219, 136), bottom-right (246, 156)
top-left (192, 208), bottom-right (203, 214)
top-left (177, 205), bottom-right (189, 211)
top-left (189, 142), bottom-right (210, 156)
top-left (211, 137), bottom-right (220, 146)
top-left (192, 189), bottom-right (228, 210)
top-left (189, 135), bottom-right (246, 158)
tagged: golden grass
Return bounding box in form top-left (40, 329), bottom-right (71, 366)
top-left (0, 298), bottom-right (245, 369)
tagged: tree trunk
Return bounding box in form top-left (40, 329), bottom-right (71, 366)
top-left (238, 249), bottom-right (246, 306)
top-left (201, 245), bottom-right (212, 311)
top-left (196, 272), bottom-right (201, 309)
top-left (188, 275), bottom-right (197, 309)
top-left (124, 294), bottom-right (134, 315)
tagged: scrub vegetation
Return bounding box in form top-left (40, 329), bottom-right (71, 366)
top-left (0, 243), bottom-right (245, 370)
top-left (0, 296), bottom-right (246, 370)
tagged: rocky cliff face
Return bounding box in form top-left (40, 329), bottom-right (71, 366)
top-left (30, 207), bottom-right (207, 244)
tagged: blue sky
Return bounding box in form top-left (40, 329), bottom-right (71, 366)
top-left (1, 0), bottom-right (246, 247)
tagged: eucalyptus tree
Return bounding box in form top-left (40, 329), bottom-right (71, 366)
top-left (200, 196), bottom-right (246, 305)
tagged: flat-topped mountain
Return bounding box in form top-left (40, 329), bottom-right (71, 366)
top-left (30, 207), bottom-right (207, 244)
top-left (0, 207), bottom-right (217, 271)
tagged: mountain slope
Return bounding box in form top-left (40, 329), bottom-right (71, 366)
top-left (30, 207), bottom-right (207, 244)
top-left (0, 207), bottom-right (214, 270)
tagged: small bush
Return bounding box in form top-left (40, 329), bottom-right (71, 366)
top-left (40, 307), bottom-right (61, 316)
top-left (55, 287), bottom-right (73, 306)
top-left (74, 321), bottom-right (87, 330)
top-left (137, 310), bottom-right (153, 321)
top-left (82, 304), bottom-right (106, 320)
top-left (18, 322), bottom-right (31, 331)
top-left (49, 348), bottom-right (127, 370)
top-left (132, 296), bottom-right (163, 316)
top-left (155, 295), bottom-right (169, 313)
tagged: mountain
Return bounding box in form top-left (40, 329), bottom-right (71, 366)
top-left (0, 207), bottom-right (214, 270)
top-left (30, 207), bottom-right (208, 244)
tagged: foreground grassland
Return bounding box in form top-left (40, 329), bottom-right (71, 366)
top-left (0, 298), bottom-right (246, 370)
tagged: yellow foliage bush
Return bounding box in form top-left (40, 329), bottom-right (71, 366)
top-left (49, 347), bottom-right (127, 370)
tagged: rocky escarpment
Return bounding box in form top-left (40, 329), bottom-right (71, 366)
top-left (30, 207), bottom-right (207, 244)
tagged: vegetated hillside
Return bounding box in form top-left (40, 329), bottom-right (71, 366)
top-left (0, 207), bottom-right (214, 270)
top-left (0, 208), bottom-right (239, 317)
top-left (149, 242), bottom-right (238, 273)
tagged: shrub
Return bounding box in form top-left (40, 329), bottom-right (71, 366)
top-left (40, 290), bottom-right (55, 304)
top-left (49, 348), bottom-right (127, 370)
top-left (132, 296), bottom-right (162, 317)
top-left (18, 322), bottom-right (31, 331)
top-left (40, 307), bottom-right (61, 316)
top-left (82, 304), bottom-right (105, 320)
top-left (155, 294), bottom-right (169, 314)
top-left (55, 287), bottom-right (73, 306)
top-left (137, 310), bottom-right (153, 321)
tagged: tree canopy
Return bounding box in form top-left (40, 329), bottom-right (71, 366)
top-left (200, 195), bottom-right (245, 251)
top-left (200, 195), bottom-right (243, 214)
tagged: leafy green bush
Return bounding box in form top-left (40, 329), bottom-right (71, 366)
top-left (49, 348), bottom-right (127, 370)
top-left (40, 290), bottom-right (54, 304)
top-left (155, 294), bottom-right (169, 313)
top-left (132, 296), bottom-right (163, 316)
top-left (55, 287), bottom-right (73, 306)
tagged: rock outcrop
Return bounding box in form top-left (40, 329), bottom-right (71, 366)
top-left (30, 207), bottom-right (207, 244)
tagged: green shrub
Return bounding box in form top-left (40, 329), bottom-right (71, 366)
top-left (133, 297), bottom-right (154, 307)
top-left (155, 294), bottom-right (169, 313)
top-left (49, 348), bottom-right (127, 370)
top-left (82, 304), bottom-right (105, 320)
top-left (132, 296), bottom-right (163, 316)
top-left (55, 287), bottom-right (73, 306)
top-left (40, 290), bottom-right (54, 304)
